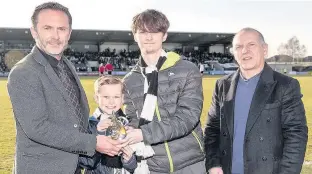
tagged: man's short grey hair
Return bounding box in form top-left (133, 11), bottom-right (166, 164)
top-left (233, 27), bottom-right (266, 44)
top-left (31, 2), bottom-right (72, 29)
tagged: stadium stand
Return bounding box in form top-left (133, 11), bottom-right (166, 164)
top-left (0, 28), bottom-right (310, 75)
top-left (0, 52), bottom-right (9, 72)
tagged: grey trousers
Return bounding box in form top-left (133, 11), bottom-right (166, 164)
top-left (150, 160), bottom-right (206, 174)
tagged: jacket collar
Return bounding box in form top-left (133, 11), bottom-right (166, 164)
top-left (132, 50), bottom-right (180, 73)
top-left (223, 63), bottom-right (277, 139)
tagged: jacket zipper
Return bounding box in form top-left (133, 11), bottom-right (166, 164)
top-left (192, 131), bottom-right (204, 152)
top-left (155, 103), bottom-right (174, 173)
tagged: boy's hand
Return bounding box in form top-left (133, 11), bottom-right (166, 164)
top-left (121, 146), bottom-right (134, 162)
top-left (97, 119), bottom-right (112, 131)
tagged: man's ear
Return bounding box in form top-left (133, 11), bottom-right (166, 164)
top-left (263, 43), bottom-right (268, 58)
top-left (133, 32), bottom-right (138, 43)
top-left (162, 33), bottom-right (168, 42)
top-left (30, 26), bottom-right (38, 40)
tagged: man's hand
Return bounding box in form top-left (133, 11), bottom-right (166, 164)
top-left (97, 119), bottom-right (112, 132)
top-left (123, 128), bottom-right (143, 145)
top-left (209, 167), bottom-right (223, 174)
top-left (125, 126), bottom-right (134, 131)
top-left (96, 135), bottom-right (124, 156)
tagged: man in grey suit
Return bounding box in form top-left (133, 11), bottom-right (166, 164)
top-left (205, 28), bottom-right (308, 174)
top-left (7, 2), bottom-right (123, 174)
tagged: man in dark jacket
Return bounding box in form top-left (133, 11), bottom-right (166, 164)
top-left (205, 28), bottom-right (308, 174)
top-left (122, 9), bottom-right (206, 174)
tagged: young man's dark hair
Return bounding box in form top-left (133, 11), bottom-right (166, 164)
top-left (131, 9), bottom-right (169, 33)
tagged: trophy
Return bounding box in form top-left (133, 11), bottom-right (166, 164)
top-left (105, 111), bottom-right (129, 140)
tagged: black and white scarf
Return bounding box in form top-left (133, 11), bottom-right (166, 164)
top-left (131, 50), bottom-right (167, 174)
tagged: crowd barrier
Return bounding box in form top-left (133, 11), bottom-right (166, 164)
top-left (0, 72), bottom-right (9, 77)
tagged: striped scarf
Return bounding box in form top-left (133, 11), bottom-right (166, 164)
top-left (131, 50), bottom-right (167, 174)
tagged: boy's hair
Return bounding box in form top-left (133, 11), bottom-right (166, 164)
top-left (131, 9), bottom-right (170, 34)
top-left (94, 75), bottom-right (124, 94)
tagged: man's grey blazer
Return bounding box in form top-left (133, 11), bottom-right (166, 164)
top-left (7, 47), bottom-right (97, 174)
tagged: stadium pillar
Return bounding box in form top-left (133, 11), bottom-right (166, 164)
top-left (97, 42), bottom-right (100, 52)
top-left (3, 40), bottom-right (7, 51)
top-left (182, 45), bottom-right (186, 53)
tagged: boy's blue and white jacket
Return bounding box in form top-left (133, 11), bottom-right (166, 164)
top-left (78, 108), bottom-right (137, 174)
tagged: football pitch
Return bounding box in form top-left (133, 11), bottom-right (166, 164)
top-left (0, 75), bottom-right (311, 173)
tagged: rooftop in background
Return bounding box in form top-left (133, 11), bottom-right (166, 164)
top-left (0, 28), bottom-right (234, 46)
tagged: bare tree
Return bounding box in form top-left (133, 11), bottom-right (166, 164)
top-left (277, 36), bottom-right (307, 62)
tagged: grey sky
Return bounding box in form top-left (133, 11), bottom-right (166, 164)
top-left (0, 0), bottom-right (311, 57)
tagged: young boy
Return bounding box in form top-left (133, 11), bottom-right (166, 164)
top-left (79, 75), bottom-right (137, 174)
